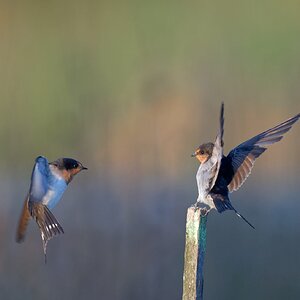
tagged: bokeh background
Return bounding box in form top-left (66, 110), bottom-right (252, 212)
top-left (0, 1), bottom-right (299, 299)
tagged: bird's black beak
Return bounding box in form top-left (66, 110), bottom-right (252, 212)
top-left (81, 166), bottom-right (88, 170)
top-left (191, 152), bottom-right (197, 157)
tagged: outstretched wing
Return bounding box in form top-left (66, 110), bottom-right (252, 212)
top-left (16, 156), bottom-right (51, 243)
top-left (209, 102), bottom-right (224, 190)
top-left (29, 156), bottom-right (50, 203)
top-left (227, 113), bottom-right (299, 192)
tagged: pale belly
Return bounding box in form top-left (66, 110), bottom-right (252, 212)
top-left (42, 179), bottom-right (67, 209)
top-left (196, 163), bottom-right (217, 209)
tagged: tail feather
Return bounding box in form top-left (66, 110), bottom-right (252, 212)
top-left (16, 196), bottom-right (31, 243)
top-left (28, 201), bottom-right (64, 261)
top-left (43, 207), bottom-right (64, 236)
top-left (233, 209), bottom-right (255, 229)
top-left (213, 197), bottom-right (255, 229)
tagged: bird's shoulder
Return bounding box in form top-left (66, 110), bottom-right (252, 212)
top-left (29, 157), bottom-right (51, 202)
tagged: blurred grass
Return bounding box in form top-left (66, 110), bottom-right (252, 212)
top-left (0, 0), bottom-right (299, 173)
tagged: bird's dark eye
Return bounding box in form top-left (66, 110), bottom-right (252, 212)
top-left (63, 158), bottom-right (79, 170)
top-left (200, 150), bottom-right (205, 155)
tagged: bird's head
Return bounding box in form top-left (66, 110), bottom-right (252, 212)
top-left (49, 158), bottom-right (87, 183)
top-left (191, 143), bottom-right (214, 164)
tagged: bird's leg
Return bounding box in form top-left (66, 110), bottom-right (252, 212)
top-left (192, 201), bottom-right (201, 209)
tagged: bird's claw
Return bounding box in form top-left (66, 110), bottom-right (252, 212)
top-left (191, 202), bottom-right (211, 216)
top-left (192, 202), bottom-right (200, 210)
top-left (200, 207), bottom-right (210, 216)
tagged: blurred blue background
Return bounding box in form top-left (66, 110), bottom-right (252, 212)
top-left (0, 1), bottom-right (299, 299)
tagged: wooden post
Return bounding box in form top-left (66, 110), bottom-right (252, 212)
top-left (182, 207), bottom-right (208, 300)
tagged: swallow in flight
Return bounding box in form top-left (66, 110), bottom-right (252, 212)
top-left (192, 103), bottom-right (299, 228)
top-left (16, 156), bottom-right (87, 261)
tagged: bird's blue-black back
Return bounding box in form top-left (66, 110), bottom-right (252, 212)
top-left (210, 156), bottom-right (234, 213)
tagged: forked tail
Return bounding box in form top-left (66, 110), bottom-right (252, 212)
top-left (28, 202), bottom-right (64, 262)
top-left (233, 208), bottom-right (255, 229)
top-left (213, 197), bottom-right (255, 229)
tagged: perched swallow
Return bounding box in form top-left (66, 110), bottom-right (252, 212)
top-left (16, 156), bottom-right (87, 261)
top-left (192, 103), bottom-right (299, 228)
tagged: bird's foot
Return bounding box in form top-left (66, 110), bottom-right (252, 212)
top-left (192, 202), bottom-right (211, 215)
top-left (192, 202), bottom-right (200, 210)
top-left (200, 207), bottom-right (211, 216)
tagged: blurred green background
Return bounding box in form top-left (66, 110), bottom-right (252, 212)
top-left (0, 1), bottom-right (299, 299)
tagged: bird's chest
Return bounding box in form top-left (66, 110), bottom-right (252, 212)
top-left (196, 161), bottom-right (218, 200)
top-left (42, 177), bottom-right (67, 209)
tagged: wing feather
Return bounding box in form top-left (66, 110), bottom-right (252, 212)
top-left (209, 103), bottom-right (224, 190)
top-left (29, 156), bottom-right (50, 203)
top-left (16, 195), bottom-right (31, 243)
top-left (227, 113), bottom-right (299, 192)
